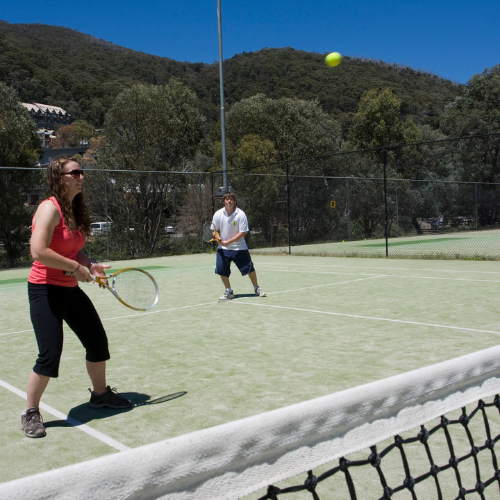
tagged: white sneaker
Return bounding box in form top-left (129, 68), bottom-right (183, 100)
top-left (220, 289), bottom-right (234, 300)
top-left (254, 286), bottom-right (266, 297)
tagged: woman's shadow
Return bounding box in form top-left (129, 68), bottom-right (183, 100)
top-left (44, 391), bottom-right (187, 428)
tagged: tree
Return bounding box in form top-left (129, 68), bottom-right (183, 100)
top-left (52, 124), bottom-right (72, 148)
top-left (439, 66), bottom-right (500, 226)
top-left (441, 66), bottom-right (500, 138)
top-left (0, 82), bottom-right (41, 267)
top-left (349, 88), bottom-right (422, 150)
top-left (52, 120), bottom-right (94, 147)
top-left (222, 95), bottom-right (342, 245)
top-left (440, 66), bottom-right (500, 184)
top-left (93, 79), bottom-right (205, 257)
top-left (69, 120), bottom-right (94, 145)
top-left (227, 134), bottom-right (280, 244)
top-left (348, 88), bottom-right (427, 237)
top-left (226, 94), bottom-right (341, 165)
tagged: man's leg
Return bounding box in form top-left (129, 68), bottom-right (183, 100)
top-left (220, 275), bottom-right (231, 289)
top-left (248, 270), bottom-right (258, 287)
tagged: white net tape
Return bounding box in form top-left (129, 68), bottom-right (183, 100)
top-left (3, 345), bottom-right (500, 499)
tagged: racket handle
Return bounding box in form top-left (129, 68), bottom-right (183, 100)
top-left (63, 270), bottom-right (97, 281)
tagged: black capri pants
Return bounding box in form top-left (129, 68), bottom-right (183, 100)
top-left (28, 282), bottom-right (110, 378)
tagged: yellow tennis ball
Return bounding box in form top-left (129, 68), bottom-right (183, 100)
top-left (325, 52), bottom-right (342, 67)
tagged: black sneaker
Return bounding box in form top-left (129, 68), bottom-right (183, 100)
top-left (88, 386), bottom-right (132, 409)
top-left (21, 407), bottom-right (46, 438)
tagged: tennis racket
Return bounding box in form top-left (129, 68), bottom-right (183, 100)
top-left (64, 268), bottom-right (159, 311)
top-left (202, 221), bottom-right (221, 243)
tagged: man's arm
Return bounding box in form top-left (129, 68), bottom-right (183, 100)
top-left (220, 231), bottom-right (247, 247)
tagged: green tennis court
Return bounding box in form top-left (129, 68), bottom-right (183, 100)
top-left (253, 229), bottom-right (500, 259)
top-left (1, 253), bottom-right (499, 485)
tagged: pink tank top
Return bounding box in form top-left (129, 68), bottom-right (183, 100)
top-left (28, 197), bottom-right (86, 287)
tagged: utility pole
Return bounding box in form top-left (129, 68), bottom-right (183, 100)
top-left (217, 0), bottom-right (228, 193)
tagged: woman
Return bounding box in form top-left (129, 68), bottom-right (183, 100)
top-left (22, 156), bottom-right (131, 439)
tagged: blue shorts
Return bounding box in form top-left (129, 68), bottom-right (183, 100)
top-left (215, 249), bottom-right (255, 277)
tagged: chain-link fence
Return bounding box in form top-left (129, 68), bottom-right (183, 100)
top-left (1, 133), bottom-right (499, 269)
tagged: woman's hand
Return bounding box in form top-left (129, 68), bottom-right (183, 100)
top-left (73, 263), bottom-right (92, 283)
top-left (89, 261), bottom-right (111, 277)
top-left (88, 261), bottom-right (111, 288)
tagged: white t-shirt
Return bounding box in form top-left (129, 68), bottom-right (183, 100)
top-left (212, 206), bottom-right (249, 250)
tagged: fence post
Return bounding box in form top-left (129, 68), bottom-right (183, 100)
top-left (475, 183), bottom-right (478, 230)
top-left (104, 171), bottom-right (110, 261)
top-left (435, 181), bottom-right (440, 229)
top-left (199, 173), bottom-right (203, 252)
top-left (210, 172), bottom-right (215, 217)
top-left (395, 181), bottom-right (399, 237)
top-left (286, 163), bottom-right (291, 255)
top-left (346, 179), bottom-right (351, 241)
top-left (383, 149), bottom-right (389, 257)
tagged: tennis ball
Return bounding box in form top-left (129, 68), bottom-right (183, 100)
top-left (325, 52), bottom-right (342, 67)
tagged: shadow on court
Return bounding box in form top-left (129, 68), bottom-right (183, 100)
top-left (44, 391), bottom-right (187, 427)
top-left (232, 293), bottom-right (259, 299)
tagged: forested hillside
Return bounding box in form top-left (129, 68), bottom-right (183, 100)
top-left (2, 21), bottom-right (500, 268)
top-left (0, 20), bottom-right (463, 131)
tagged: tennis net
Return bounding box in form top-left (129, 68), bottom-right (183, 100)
top-left (2, 346), bottom-right (500, 499)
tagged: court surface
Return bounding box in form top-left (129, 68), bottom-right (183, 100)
top-left (1, 253), bottom-right (499, 485)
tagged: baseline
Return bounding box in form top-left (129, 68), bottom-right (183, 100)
top-left (260, 267), bottom-right (500, 283)
top-left (231, 301), bottom-right (500, 336)
top-left (0, 378), bottom-right (129, 451)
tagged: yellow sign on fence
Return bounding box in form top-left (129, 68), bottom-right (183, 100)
top-left (330, 201), bottom-right (336, 208)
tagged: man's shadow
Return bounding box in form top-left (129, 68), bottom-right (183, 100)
top-left (233, 293), bottom-right (257, 299)
top-left (44, 391), bottom-right (187, 428)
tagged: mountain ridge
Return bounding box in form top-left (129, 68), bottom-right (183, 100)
top-left (0, 20), bottom-right (463, 130)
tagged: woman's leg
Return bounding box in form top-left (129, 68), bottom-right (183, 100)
top-left (26, 370), bottom-right (50, 410)
top-left (27, 283), bottom-right (66, 405)
top-left (65, 287), bottom-right (130, 408)
top-left (64, 286), bottom-right (110, 392)
top-left (86, 360), bottom-right (107, 394)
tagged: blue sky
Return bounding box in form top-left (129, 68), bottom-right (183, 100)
top-left (2, 0), bottom-right (499, 84)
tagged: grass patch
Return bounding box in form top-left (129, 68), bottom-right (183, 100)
top-left (361, 237), bottom-right (468, 248)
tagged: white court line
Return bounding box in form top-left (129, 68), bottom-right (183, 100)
top-left (259, 268), bottom-right (500, 283)
top-left (0, 267), bottom-right (496, 337)
top-left (0, 378), bottom-right (130, 451)
top-left (0, 329), bottom-right (33, 337)
top-left (260, 275), bottom-right (384, 295)
top-left (0, 278), bottom-right (383, 335)
top-left (2, 268), bottom-right (488, 335)
top-left (232, 301), bottom-right (500, 336)
top-left (0, 302), bottom-right (218, 336)
top-left (100, 301), bottom-right (217, 322)
top-left (258, 261), bottom-right (500, 275)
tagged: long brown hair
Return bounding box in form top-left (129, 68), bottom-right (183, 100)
top-left (47, 156), bottom-right (91, 237)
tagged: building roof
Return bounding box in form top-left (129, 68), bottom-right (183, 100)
top-left (22, 103), bottom-right (69, 115)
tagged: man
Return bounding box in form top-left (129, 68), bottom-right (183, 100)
top-left (211, 192), bottom-right (266, 300)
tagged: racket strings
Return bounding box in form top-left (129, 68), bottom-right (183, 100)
top-left (112, 271), bottom-right (158, 310)
top-left (202, 222), bottom-right (215, 242)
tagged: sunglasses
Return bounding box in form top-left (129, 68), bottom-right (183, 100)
top-left (62, 169), bottom-right (84, 178)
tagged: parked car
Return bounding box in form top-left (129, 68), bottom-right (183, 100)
top-left (165, 226), bottom-right (175, 234)
top-left (91, 222), bottom-right (112, 235)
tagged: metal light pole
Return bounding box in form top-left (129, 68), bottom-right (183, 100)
top-left (217, 0), bottom-right (228, 193)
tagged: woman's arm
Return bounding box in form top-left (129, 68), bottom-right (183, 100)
top-left (30, 201), bottom-right (91, 282)
top-left (76, 253), bottom-right (110, 278)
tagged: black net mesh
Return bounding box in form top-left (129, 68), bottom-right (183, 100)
top-left (254, 396), bottom-right (500, 500)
